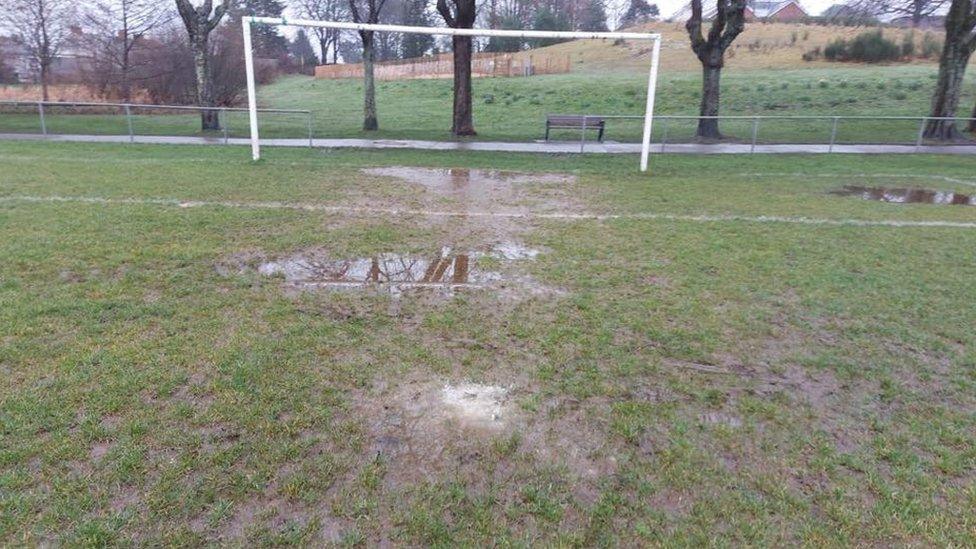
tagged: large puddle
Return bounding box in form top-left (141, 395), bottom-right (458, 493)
top-left (252, 242), bottom-right (551, 298)
top-left (259, 249), bottom-right (496, 292)
top-left (831, 185), bottom-right (975, 206)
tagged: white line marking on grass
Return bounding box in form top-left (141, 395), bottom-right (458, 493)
top-left (2, 194), bottom-right (975, 229)
top-left (737, 172), bottom-right (976, 188)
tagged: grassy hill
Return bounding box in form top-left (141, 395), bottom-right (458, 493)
top-left (490, 22), bottom-right (954, 73)
top-left (259, 65), bottom-right (975, 143)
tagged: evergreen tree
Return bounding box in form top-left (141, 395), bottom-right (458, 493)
top-left (618, 0), bottom-right (658, 29)
top-left (531, 6), bottom-right (571, 47)
top-left (485, 13), bottom-right (524, 52)
top-left (235, 0), bottom-right (290, 59)
top-left (578, 0), bottom-right (609, 31)
top-left (400, 0), bottom-right (434, 58)
top-left (289, 29), bottom-right (318, 73)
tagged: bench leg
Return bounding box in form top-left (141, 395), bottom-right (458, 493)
top-left (598, 126), bottom-right (605, 143)
top-left (545, 124), bottom-right (550, 142)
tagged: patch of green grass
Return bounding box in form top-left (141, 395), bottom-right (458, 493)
top-left (0, 141), bottom-right (975, 545)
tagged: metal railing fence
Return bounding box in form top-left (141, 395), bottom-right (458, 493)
top-left (2, 100), bottom-right (976, 152)
top-left (559, 114), bottom-right (976, 153)
top-left (0, 100), bottom-right (313, 145)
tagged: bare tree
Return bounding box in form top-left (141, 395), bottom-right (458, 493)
top-left (84, 0), bottom-right (173, 101)
top-left (436, 0), bottom-right (478, 136)
top-left (348, 0), bottom-right (388, 130)
top-left (685, 0), bottom-right (747, 140)
top-left (853, 0), bottom-right (948, 27)
top-left (294, 0), bottom-right (348, 64)
top-left (923, 0), bottom-right (975, 139)
top-left (175, 0), bottom-right (231, 130)
top-left (4, 0), bottom-right (76, 101)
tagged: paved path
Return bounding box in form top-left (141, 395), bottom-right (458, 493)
top-left (3, 132), bottom-right (976, 155)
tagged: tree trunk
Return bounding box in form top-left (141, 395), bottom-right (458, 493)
top-left (319, 37), bottom-right (329, 64)
top-left (923, 39), bottom-right (972, 140)
top-left (451, 35), bottom-right (476, 136)
top-left (362, 31), bottom-right (378, 131)
top-left (191, 38), bottom-right (219, 131)
top-left (121, 47), bottom-right (131, 102)
top-left (697, 63), bottom-right (722, 139)
top-left (968, 100), bottom-right (976, 132)
top-left (40, 63), bottom-right (50, 102)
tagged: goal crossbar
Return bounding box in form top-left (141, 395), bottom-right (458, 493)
top-left (242, 17), bottom-right (662, 172)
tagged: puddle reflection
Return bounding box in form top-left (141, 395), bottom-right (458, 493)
top-left (831, 185), bottom-right (975, 206)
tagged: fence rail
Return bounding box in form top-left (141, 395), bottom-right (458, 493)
top-left (0, 100), bottom-right (313, 145)
top-left (555, 114), bottom-right (976, 153)
top-left (2, 100), bottom-right (976, 152)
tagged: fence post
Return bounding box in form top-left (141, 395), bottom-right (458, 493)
top-left (750, 117), bottom-right (759, 154)
top-left (222, 109), bottom-right (229, 145)
top-left (308, 112), bottom-right (313, 148)
top-left (124, 105), bottom-right (134, 143)
top-left (915, 117), bottom-right (926, 152)
top-left (660, 117), bottom-right (669, 154)
top-left (828, 116), bottom-right (838, 153)
top-left (38, 102), bottom-right (47, 136)
top-left (580, 116), bottom-right (587, 154)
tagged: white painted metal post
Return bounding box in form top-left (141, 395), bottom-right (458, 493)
top-left (243, 18), bottom-right (261, 161)
top-left (639, 37), bottom-right (661, 173)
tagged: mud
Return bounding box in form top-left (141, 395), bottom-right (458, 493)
top-left (361, 167), bottom-right (575, 200)
top-left (830, 185), bottom-right (975, 206)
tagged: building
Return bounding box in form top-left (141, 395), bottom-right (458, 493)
top-left (748, 1), bottom-right (808, 21)
top-left (671, 0), bottom-right (808, 22)
top-left (0, 27), bottom-right (90, 85)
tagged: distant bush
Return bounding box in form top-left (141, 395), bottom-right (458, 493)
top-left (901, 31), bottom-right (915, 57)
top-left (821, 29), bottom-right (903, 63)
top-left (921, 32), bottom-right (942, 58)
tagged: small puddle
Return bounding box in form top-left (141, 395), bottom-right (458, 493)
top-left (831, 185), bottom-right (975, 206)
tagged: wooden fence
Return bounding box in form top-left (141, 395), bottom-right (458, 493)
top-left (314, 52), bottom-right (571, 80)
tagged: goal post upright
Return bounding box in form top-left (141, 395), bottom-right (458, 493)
top-left (243, 18), bottom-right (260, 161)
top-left (241, 16), bottom-right (661, 172)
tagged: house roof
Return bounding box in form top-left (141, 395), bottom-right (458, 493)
top-left (670, 0), bottom-right (806, 21)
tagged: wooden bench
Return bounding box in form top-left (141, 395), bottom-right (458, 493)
top-left (545, 115), bottom-right (606, 142)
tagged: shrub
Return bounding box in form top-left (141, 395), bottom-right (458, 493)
top-left (891, 91), bottom-right (908, 100)
top-left (921, 32), bottom-right (941, 58)
top-left (818, 79), bottom-right (829, 89)
top-left (849, 29), bottom-right (901, 62)
top-left (802, 46), bottom-right (821, 62)
top-left (823, 38), bottom-right (847, 60)
top-left (822, 29), bottom-right (902, 63)
top-left (901, 31), bottom-right (915, 57)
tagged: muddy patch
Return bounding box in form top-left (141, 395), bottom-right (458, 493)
top-left (359, 167), bottom-right (583, 238)
top-left (349, 378), bottom-right (619, 500)
top-left (440, 383), bottom-right (510, 428)
top-left (361, 167), bottom-right (574, 200)
top-left (831, 185), bottom-right (975, 206)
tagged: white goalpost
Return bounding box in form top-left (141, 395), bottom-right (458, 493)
top-left (242, 17), bottom-right (662, 172)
